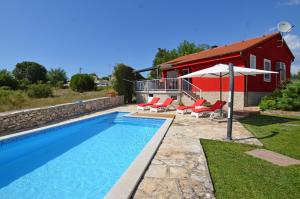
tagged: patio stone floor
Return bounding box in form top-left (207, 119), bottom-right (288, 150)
top-left (107, 105), bottom-right (262, 199)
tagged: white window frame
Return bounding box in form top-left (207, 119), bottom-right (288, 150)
top-left (280, 62), bottom-right (286, 82)
top-left (264, 59), bottom-right (271, 82)
top-left (250, 54), bottom-right (256, 69)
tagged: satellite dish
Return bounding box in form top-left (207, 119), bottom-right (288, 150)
top-left (277, 21), bottom-right (293, 33)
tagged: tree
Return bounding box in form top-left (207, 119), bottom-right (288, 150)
top-left (13, 61), bottom-right (47, 84)
top-left (149, 41), bottom-right (209, 79)
top-left (70, 74), bottom-right (95, 92)
top-left (47, 68), bottom-right (68, 87)
top-left (150, 48), bottom-right (176, 79)
top-left (0, 69), bottom-right (18, 89)
top-left (177, 40), bottom-right (207, 56)
top-left (112, 63), bottom-right (136, 103)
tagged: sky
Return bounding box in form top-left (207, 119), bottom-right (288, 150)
top-left (0, 0), bottom-right (299, 78)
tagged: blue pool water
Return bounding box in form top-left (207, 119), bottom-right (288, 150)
top-left (0, 112), bottom-right (165, 199)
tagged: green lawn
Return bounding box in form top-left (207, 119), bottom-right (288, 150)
top-left (201, 113), bottom-right (300, 199)
top-left (239, 114), bottom-right (300, 159)
top-left (201, 140), bottom-right (300, 199)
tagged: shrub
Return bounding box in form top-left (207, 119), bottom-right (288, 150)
top-left (0, 88), bottom-right (27, 112)
top-left (259, 96), bottom-right (277, 111)
top-left (0, 69), bottom-right (18, 89)
top-left (27, 84), bottom-right (53, 98)
top-left (70, 74), bottom-right (95, 92)
top-left (259, 81), bottom-right (300, 111)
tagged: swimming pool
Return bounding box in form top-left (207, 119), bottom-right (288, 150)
top-left (0, 112), bottom-right (167, 199)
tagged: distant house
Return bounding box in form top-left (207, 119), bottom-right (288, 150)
top-left (135, 32), bottom-right (295, 109)
top-left (97, 80), bottom-right (111, 87)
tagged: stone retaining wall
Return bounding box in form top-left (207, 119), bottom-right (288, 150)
top-left (0, 96), bottom-right (124, 135)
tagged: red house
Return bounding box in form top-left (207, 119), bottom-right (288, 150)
top-left (135, 32), bottom-right (295, 109)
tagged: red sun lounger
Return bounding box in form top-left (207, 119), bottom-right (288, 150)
top-left (150, 98), bottom-right (174, 113)
top-left (176, 98), bottom-right (207, 114)
top-left (191, 100), bottom-right (226, 118)
top-left (136, 97), bottom-right (160, 110)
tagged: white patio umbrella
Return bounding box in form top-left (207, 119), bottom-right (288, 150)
top-left (178, 63), bottom-right (278, 102)
top-left (178, 63), bottom-right (278, 140)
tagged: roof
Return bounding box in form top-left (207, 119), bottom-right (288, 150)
top-left (164, 32), bottom-right (290, 66)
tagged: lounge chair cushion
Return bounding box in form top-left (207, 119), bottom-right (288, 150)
top-left (176, 99), bottom-right (207, 110)
top-left (151, 98), bottom-right (174, 108)
top-left (137, 97), bottom-right (160, 107)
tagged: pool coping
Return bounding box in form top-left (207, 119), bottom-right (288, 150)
top-left (105, 113), bottom-right (173, 199)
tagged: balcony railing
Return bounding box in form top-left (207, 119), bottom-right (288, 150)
top-left (135, 78), bottom-right (180, 91)
top-left (135, 78), bottom-right (202, 99)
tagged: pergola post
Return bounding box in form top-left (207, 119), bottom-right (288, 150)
top-left (227, 63), bottom-right (234, 140)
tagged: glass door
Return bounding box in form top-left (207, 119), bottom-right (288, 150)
top-left (182, 68), bottom-right (190, 91)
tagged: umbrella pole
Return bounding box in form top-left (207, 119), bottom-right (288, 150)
top-left (220, 74), bottom-right (223, 117)
top-left (227, 63), bottom-right (234, 140)
top-left (220, 74), bottom-right (222, 101)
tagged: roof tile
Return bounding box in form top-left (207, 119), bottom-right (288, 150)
top-left (166, 32), bottom-right (280, 66)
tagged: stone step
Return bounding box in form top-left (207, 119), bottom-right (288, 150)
top-left (246, 149), bottom-right (300, 166)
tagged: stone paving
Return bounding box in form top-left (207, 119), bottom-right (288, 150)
top-left (110, 105), bottom-right (262, 199)
top-left (246, 149), bottom-right (300, 166)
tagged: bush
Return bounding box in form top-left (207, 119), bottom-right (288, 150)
top-left (0, 69), bottom-right (18, 89)
top-left (27, 84), bottom-right (53, 98)
top-left (259, 81), bottom-right (300, 111)
top-left (70, 74), bottom-right (95, 92)
top-left (259, 96), bottom-right (277, 111)
top-left (0, 88), bottom-right (27, 112)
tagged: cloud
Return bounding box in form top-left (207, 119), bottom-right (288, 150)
top-left (286, 0), bottom-right (300, 5)
top-left (284, 34), bottom-right (300, 74)
top-left (278, 0), bottom-right (300, 6)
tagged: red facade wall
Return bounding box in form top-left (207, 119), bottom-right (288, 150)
top-left (162, 34), bottom-right (293, 93)
top-left (164, 55), bottom-right (246, 92)
top-left (242, 34), bottom-right (293, 92)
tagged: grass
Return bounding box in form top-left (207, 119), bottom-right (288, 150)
top-left (201, 113), bottom-right (300, 199)
top-left (0, 88), bottom-right (110, 112)
top-left (201, 139), bottom-right (300, 199)
top-left (239, 114), bottom-right (300, 159)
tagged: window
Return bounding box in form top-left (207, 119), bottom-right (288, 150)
top-left (280, 62), bottom-right (286, 82)
top-left (264, 59), bottom-right (271, 82)
top-left (250, 54), bottom-right (256, 69)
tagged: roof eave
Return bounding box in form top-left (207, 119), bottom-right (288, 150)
top-left (171, 51), bottom-right (242, 67)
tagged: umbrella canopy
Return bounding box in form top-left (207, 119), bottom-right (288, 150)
top-left (178, 63), bottom-right (278, 103)
top-left (178, 63), bottom-right (278, 140)
top-left (178, 63), bottom-right (278, 78)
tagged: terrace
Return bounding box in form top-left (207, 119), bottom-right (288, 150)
top-left (135, 78), bottom-right (203, 100)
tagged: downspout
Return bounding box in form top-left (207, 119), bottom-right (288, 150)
top-left (240, 51), bottom-right (248, 107)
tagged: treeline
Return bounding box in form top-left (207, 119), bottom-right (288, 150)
top-left (150, 41), bottom-right (209, 78)
top-left (0, 61), bottom-right (68, 90)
